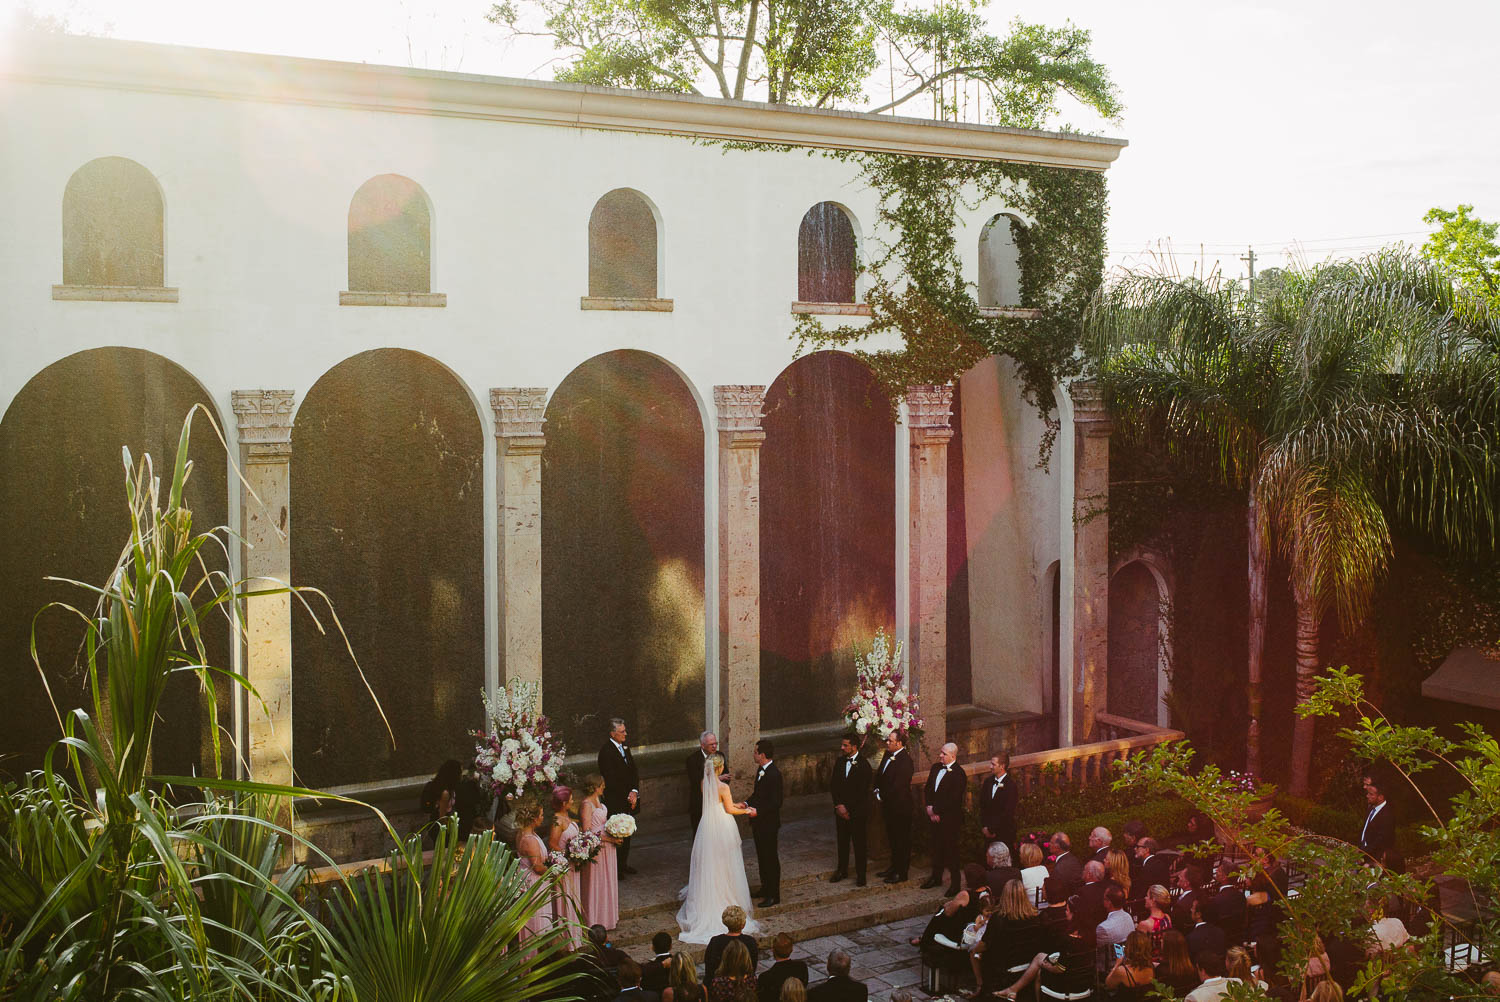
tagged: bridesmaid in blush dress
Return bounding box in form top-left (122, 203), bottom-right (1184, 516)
top-left (548, 784), bottom-right (584, 949)
top-left (513, 800), bottom-right (552, 944)
top-left (580, 772), bottom-right (620, 930)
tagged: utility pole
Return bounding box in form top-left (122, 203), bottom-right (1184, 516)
top-left (1241, 246), bottom-right (1257, 300)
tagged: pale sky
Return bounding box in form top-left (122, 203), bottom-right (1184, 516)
top-left (7, 0), bottom-right (1499, 283)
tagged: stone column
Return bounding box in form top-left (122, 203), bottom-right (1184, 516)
top-left (490, 388), bottom-right (548, 695)
top-left (906, 385), bottom-right (954, 759)
top-left (231, 390), bottom-right (295, 789)
top-left (714, 386), bottom-right (766, 788)
top-left (1070, 381), bottom-right (1112, 743)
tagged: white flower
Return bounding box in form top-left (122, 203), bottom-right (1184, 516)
top-left (543, 765), bottom-right (557, 782)
top-left (501, 737), bottom-right (521, 755)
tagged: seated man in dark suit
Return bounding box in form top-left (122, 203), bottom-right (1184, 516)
top-left (808, 948), bottom-right (868, 1002)
top-left (1205, 861), bottom-right (1247, 945)
top-left (1185, 899), bottom-right (1228, 964)
top-left (1171, 863), bottom-right (1207, 932)
top-left (703, 906), bottom-right (759, 984)
top-left (1069, 860), bottom-right (1115, 947)
top-left (611, 958), bottom-right (661, 1002)
top-left (640, 932), bottom-right (673, 994)
top-left (1137, 837), bottom-right (1174, 893)
top-left (1050, 832), bottom-right (1083, 895)
top-left (759, 933), bottom-right (811, 1002)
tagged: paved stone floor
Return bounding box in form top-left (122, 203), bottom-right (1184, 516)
top-left (756, 912), bottom-right (935, 1002)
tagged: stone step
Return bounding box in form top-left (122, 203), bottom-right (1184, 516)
top-left (618, 861), bottom-right (850, 921)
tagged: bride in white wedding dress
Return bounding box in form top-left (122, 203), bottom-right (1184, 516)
top-left (675, 752), bottom-right (761, 943)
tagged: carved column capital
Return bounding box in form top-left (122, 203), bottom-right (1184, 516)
top-left (714, 385), bottom-right (767, 448)
top-left (232, 390), bottom-right (295, 460)
top-left (1069, 380), bottom-right (1112, 434)
top-left (491, 387), bottom-right (548, 455)
top-left (906, 384), bottom-right (954, 446)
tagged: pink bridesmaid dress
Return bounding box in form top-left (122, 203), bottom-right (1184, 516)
top-left (518, 832), bottom-right (551, 943)
top-left (552, 820), bottom-right (584, 949)
top-left (581, 800), bottom-right (619, 930)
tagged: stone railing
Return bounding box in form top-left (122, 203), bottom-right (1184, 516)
top-left (977, 712), bottom-right (1185, 794)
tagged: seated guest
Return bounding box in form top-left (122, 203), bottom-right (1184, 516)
top-left (1137, 884), bottom-right (1174, 962)
top-left (705, 907), bottom-right (759, 984)
top-left (1186, 899), bottom-right (1227, 964)
top-left (614, 958), bottom-right (662, 1002)
top-left (1182, 813), bottom-right (1217, 870)
top-left (1138, 837), bottom-right (1173, 891)
top-left (1206, 861), bottom-right (1247, 944)
top-left (1103, 930), bottom-right (1155, 1000)
top-left (1018, 842), bottom-right (1049, 900)
top-left (707, 940), bottom-right (757, 1002)
top-left (591, 924), bottom-right (633, 970)
top-left (1105, 847), bottom-right (1134, 902)
top-left (911, 863), bottom-right (990, 951)
top-left (1246, 848), bottom-right (1289, 942)
top-left (974, 879), bottom-right (1043, 996)
top-left (1226, 946), bottom-right (1267, 991)
top-left (984, 841), bottom-right (1021, 899)
top-left (1037, 876), bottom-right (1071, 943)
top-left (1088, 826), bottom-right (1113, 862)
top-left (1069, 860), bottom-right (1113, 946)
top-left (1155, 929), bottom-right (1200, 996)
top-left (759, 933), bottom-right (810, 1002)
top-left (642, 932), bottom-right (674, 993)
top-left (1050, 832), bottom-right (1083, 894)
top-left (777, 980), bottom-right (806, 1002)
top-left (1122, 820), bottom-right (1147, 880)
top-left (808, 949), bottom-right (867, 1002)
top-left (1306, 981), bottom-right (1344, 1002)
top-left (1096, 884), bottom-right (1135, 950)
top-left (1172, 863), bottom-right (1207, 932)
top-left (661, 951), bottom-right (703, 1002)
top-left (1185, 950), bottom-right (1239, 1002)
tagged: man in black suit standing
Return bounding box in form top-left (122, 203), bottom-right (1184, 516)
top-left (598, 718), bottom-right (641, 875)
top-left (830, 734), bottom-right (872, 886)
top-left (1360, 771), bottom-right (1396, 860)
top-left (745, 738), bottom-right (784, 906)
top-left (686, 730), bottom-right (722, 832)
top-left (978, 751), bottom-right (1018, 854)
top-left (921, 742), bottom-right (966, 895)
top-left (874, 730), bottom-right (915, 884)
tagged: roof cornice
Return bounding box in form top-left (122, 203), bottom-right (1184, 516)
top-left (3, 33), bottom-right (1127, 171)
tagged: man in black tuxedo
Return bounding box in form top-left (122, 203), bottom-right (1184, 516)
top-left (640, 932), bottom-right (673, 994)
top-left (1050, 832), bottom-right (1083, 895)
top-left (1360, 772), bottom-right (1396, 859)
top-left (1185, 898), bottom-right (1228, 963)
top-left (597, 718), bottom-right (641, 875)
top-left (921, 742), bottom-right (966, 894)
top-left (1171, 862), bottom-right (1206, 932)
top-left (686, 730), bottom-right (721, 832)
top-left (830, 734), bottom-right (872, 886)
top-left (808, 949), bottom-right (868, 1002)
top-left (1206, 861), bottom-right (1247, 944)
top-left (745, 738), bottom-right (784, 906)
top-left (978, 751), bottom-right (1018, 853)
top-left (874, 731), bottom-right (915, 884)
top-left (610, 958), bottom-right (660, 1002)
top-left (758, 933), bottom-right (810, 1002)
top-left (1137, 837), bottom-right (1173, 893)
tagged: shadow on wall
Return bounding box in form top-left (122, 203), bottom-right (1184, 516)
top-left (542, 349), bottom-right (705, 748)
top-left (0, 347), bottom-right (229, 779)
top-left (291, 348), bottom-right (484, 788)
top-left (760, 351), bottom-right (896, 730)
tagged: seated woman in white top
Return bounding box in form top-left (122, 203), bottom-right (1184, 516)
top-left (1018, 842), bottom-right (1049, 898)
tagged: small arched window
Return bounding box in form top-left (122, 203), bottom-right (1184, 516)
top-left (978, 212), bottom-right (1025, 308)
top-left (62, 156), bottom-right (165, 287)
top-left (588, 189), bottom-right (658, 299)
top-left (797, 202), bottom-right (857, 303)
top-left (348, 175), bottom-right (432, 294)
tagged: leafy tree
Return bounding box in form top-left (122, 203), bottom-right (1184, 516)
top-left (487, 0), bottom-right (1121, 127)
top-left (1423, 204), bottom-right (1500, 310)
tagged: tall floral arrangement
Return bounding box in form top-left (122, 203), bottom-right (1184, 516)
top-left (843, 631), bottom-right (923, 744)
top-left (473, 680), bottom-right (566, 804)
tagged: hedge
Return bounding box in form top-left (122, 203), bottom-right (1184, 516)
top-left (906, 794), bottom-right (1192, 863)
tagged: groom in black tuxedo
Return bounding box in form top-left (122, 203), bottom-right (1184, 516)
top-left (597, 717), bottom-right (641, 875)
top-left (745, 738), bottom-right (784, 907)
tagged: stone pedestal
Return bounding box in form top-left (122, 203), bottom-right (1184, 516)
top-left (714, 386), bottom-right (766, 789)
top-left (1070, 381), bottom-right (1111, 743)
top-left (231, 390), bottom-right (295, 789)
top-left (907, 385), bottom-right (954, 761)
top-left (490, 388), bottom-right (548, 693)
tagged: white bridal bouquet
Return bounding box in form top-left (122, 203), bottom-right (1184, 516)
top-left (604, 814), bottom-right (638, 840)
top-left (471, 680), bottom-right (567, 803)
top-left (564, 830), bottom-right (603, 871)
top-left (843, 630), bottom-right (924, 741)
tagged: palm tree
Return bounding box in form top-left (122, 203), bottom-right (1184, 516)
top-left (1087, 250), bottom-right (1500, 795)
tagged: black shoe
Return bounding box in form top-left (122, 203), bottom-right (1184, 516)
top-left (920, 877), bottom-right (943, 889)
top-left (876, 868), bottom-right (893, 878)
top-left (758, 897), bottom-right (780, 908)
top-left (884, 873), bottom-right (905, 884)
top-left (621, 865), bottom-right (639, 875)
top-left (855, 877), bottom-right (867, 887)
top-left (829, 871), bottom-right (847, 883)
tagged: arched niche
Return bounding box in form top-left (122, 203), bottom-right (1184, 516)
top-left (1108, 551), bottom-right (1173, 727)
top-left (62, 156), bottom-right (165, 287)
top-left (797, 201), bottom-right (858, 303)
top-left (760, 351), bottom-right (895, 730)
top-left (347, 174), bottom-right (433, 293)
top-left (1043, 559), bottom-right (1061, 715)
top-left (0, 348), bottom-right (229, 778)
top-left (541, 350), bottom-right (705, 745)
top-left (290, 348), bottom-right (484, 787)
top-left (588, 188), bottom-right (660, 298)
top-left (978, 212), bottom-right (1025, 308)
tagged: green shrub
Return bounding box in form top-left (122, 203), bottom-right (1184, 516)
top-left (1274, 794), bottom-right (1425, 857)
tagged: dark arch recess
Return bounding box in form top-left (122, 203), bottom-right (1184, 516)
top-left (291, 348), bottom-right (484, 788)
top-left (0, 348), bottom-right (229, 779)
top-left (1108, 561), bottom-right (1161, 726)
top-left (541, 349), bottom-right (705, 747)
top-left (760, 351), bottom-right (896, 730)
top-left (588, 189), bottom-right (658, 299)
top-left (797, 202), bottom-right (857, 303)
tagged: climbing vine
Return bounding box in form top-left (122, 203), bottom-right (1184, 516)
top-left (706, 139), bottom-right (1109, 466)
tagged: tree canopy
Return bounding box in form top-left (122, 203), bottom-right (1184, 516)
top-left (487, 0), bottom-right (1121, 128)
top-left (1423, 203), bottom-right (1500, 311)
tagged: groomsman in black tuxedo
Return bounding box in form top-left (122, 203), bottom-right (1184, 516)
top-left (921, 742), bottom-right (966, 894)
top-left (745, 739), bottom-right (784, 906)
top-left (874, 730), bottom-right (915, 884)
top-left (829, 734), bottom-right (872, 886)
top-left (978, 751), bottom-right (1018, 853)
top-left (597, 718), bottom-right (641, 875)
